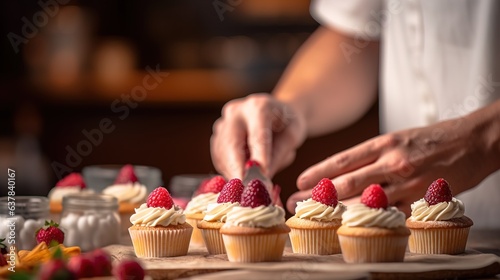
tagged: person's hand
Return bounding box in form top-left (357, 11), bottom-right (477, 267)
top-left (287, 116), bottom-right (499, 215)
top-left (211, 93), bottom-right (307, 180)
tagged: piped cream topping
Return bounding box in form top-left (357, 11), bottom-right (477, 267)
top-left (342, 203), bottom-right (406, 228)
top-left (225, 205), bottom-right (285, 228)
top-left (184, 192), bottom-right (219, 214)
top-left (409, 198), bottom-right (464, 221)
top-left (295, 198), bottom-right (345, 222)
top-left (102, 182), bottom-right (147, 204)
top-left (203, 202), bottom-right (239, 222)
top-left (130, 203), bottom-right (186, 226)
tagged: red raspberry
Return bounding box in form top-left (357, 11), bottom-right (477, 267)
top-left (114, 164), bottom-right (139, 184)
top-left (217, 179), bottom-right (245, 203)
top-left (147, 187), bottom-right (174, 209)
top-left (193, 178), bottom-right (211, 196)
top-left (36, 220), bottom-right (65, 247)
top-left (56, 173), bottom-right (86, 189)
top-left (244, 160), bottom-right (260, 169)
top-left (361, 184), bottom-right (388, 209)
top-left (424, 178), bottom-right (453, 205)
top-left (113, 259), bottom-right (145, 280)
top-left (311, 178), bottom-right (338, 207)
top-left (67, 255), bottom-right (94, 278)
top-left (89, 249), bottom-right (113, 277)
top-left (198, 176), bottom-right (226, 194)
top-left (240, 179), bottom-right (271, 208)
top-left (37, 259), bottom-right (75, 280)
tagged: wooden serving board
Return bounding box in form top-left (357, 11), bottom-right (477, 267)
top-left (106, 244), bottom-right (500, 280)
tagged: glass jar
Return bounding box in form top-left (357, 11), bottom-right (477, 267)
top-left (60, 193), bottom-right (120, 251)
top-left (0, 196), bottom-right (49, 250)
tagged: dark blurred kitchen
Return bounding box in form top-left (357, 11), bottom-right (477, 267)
top-left (0, 0), bottom-right (378, 206)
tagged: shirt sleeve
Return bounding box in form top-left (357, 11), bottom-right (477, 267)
top-left (310, 0), bottom-right (383, 40)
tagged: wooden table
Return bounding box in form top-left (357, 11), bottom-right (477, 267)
top-left (111, 229), bottom-right (500, 280)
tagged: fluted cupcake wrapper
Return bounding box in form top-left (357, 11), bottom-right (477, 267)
top-left (200, 228), bottom-right (226, 255)
top-left (289, 228), bottom-right (341, 255)
top-left (129, 227), bottom-right (192, 258)
top-left (338, 235), bottom-right (408, 263)
top-left (186, 218), bottom-right (205, 246)
top-left (222, 233), bottom-right (288, 262)
top-left (408, 227), bottom-right (470, 254)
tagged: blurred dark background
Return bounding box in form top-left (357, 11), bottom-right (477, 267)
top-left (0, 0), bottom-right (378, 210)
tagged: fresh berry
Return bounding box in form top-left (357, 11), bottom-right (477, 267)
top-left (147, 187), bottom-right (174, 209)
top-left (198, 176), bottom-right (226, 194)
top-left (114, 164), bottom-right (139, 184)
top-left (36, 220), bottom-right (65, 247)
top-left (90, 249), bottom-right (113, 277)
top-left (37, 259), bottom-right (75, 280)
top-left (217, 179), bottom-right (245, 203)
top-left (424, 178), bottom-right (453, 205)
top-left (113, 259), bottom-right (145, 280)
top-left (245, 160), bottom-right (260, 169)
top-left (361, 184), bottom-right (388, 209)
top-left (56, 173), bottom-right (86, 189)
top-left (311, 178), bottom-right (338, 207)
top-left (67, 255), bottom-right (94, 278)
top-left (240, 179), bottom-right (271, 208)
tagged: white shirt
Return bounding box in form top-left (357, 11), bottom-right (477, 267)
top-left (311, 0), bottom-right (500, 228)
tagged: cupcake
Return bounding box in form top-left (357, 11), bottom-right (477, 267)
top-left (48, 173), bottom-right (93, 213)
top-left (406, 178), bottom-right (473, 254)
top-left (220, 179), bottom-right (290, 262)
top-left (337, 184), bottom-right (410, 263)
top-left (197, 178), bottom-right (244, 254)
top-left (184, 176), bottom-right (226, 246)
top-left (102, 164), bottom-right (148, 213)
top-left (129, 187), bottom-right (192, 257)
top-left (286, 178), bottom-right (346, 255)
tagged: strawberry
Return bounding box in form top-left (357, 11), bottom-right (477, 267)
top-left (89, 249), bottom-right (113, 277)
top-left (217, 179), bottom-right (245, 203)
top-left (56, 173), bottom-right (86, 189)
top-left (311, 178), bottom-right (338, 207)
top-left (361, 184), bottom-right (388, 209)
top-left (113, 259), bottom-right (145, 280)
top-left (36, 220), bottom-right (64, 247)
top-left (37, 259), bottom-right (75, 280)
top-left (240, 179), bottom-right (271, 208)
top-left (114, 164), bottom-right (139, 184)
top-left (424, 178), bottom-right (453, 205)
top-left (244, 160), bottom-right (260, 169)
top-left (197, 176), bottom-right (226, 194)
top-left (147, 187), bottom-right (174, 209)
top-left (67, 255), bottom-right (94, 278)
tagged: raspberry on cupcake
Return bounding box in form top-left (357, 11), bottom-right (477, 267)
top-left (406, 178), bottom-right (473, 254)
top-left (220, 179), bottom-right (290, 262)
top-left (129, 187), bottom-right (192, 257)
top-left (286, 178), bottom-right (346, 255)
top-left (337, 184), bottom-right (410, 263)
top-left (197, 178), bottom-right (244, 254)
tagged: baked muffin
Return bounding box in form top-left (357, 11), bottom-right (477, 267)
top-left (197, 178), bottom-right (244, 255)
top-left (337, 184), bottom-right (410, 263)
top-left (406, 178), bottom-right (473, 254)
top-left (184, 176), bottom-right (225, 246)
top-left (102, 164), bottom-right (147, 213)
top-left (220, 179), bottom-right (290, 262)
top-left (48, 173), bottom-right (92, 213)
top-left (129, 187), bottom-right (192, 257)
top-left (286, 178), bottom-right (346, 255)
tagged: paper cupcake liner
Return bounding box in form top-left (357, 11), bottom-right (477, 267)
top-left (200, 228), bottom-right (226, 255)
top-left (338, 234), bottom-right (408, 263)
top-left (408, 227), bottom-right (470, 254)
top-left (222, 233), bottom-right (288, 262)
top-left (289, 228), bottom-right (341, 255)
top-left (129, 227), bottom-right (192, 258)
top-left (186, 218), bottom-right (205, 246)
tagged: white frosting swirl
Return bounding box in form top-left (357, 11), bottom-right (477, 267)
top-left (409, 198), bottom-right (465, 221)
top-left (102, 182), bottom-right (147, 204)
top-left (48, 187), bottom-right (93, 203)
top-left (130, 203), bottom-right (186, 226)
top-left (203, 202), bottom-right (239, 222)
top-left (342, 203), bottom-right (406, 228)
top-left (184, 192), bottom-right (219, 214)
top-left (295, 198), bottom-right (346, 222)
top-left (225, 205), bottom-right (285, 228)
